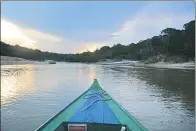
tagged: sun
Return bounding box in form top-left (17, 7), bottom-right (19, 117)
top-left (87, 45), bottom-right (98, 52)
top-left (78, 43), bottom-right (103, 53)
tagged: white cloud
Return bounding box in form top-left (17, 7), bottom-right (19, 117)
top-left (1, 19), bottom-right (104, 53)
top-left (1, 19), bottom-right (63, 50)
top-left (1, 19), bottom-right (36, 49)
top-left (111, 2), bottom-right (194, 44)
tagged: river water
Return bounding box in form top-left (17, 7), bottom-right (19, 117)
top-left (1, 63), bottom-right (195, 131)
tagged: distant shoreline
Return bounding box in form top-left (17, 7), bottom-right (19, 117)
top-left (135, 61), bottom-right (195, 70)
top-left (96, 58), bottom-right (195, 70)
top-left (97, 61), bottom-right (195, 70)
top-left (1, 56), bottom-right (42, 65)
top-left (1, 56), bottom-right (195, 70)
top-left (135, 54), bottom-right (195, 70)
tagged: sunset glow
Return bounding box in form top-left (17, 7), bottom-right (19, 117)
top-left (78, 44), bottom-right (103, 53)
top-left (1, 19), bottom-right (36, 49)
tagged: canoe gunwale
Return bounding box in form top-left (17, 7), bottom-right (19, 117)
top-left (95, 82), bottom-right (148, 131)
top-left (107, 95), bottom-right (148, 131)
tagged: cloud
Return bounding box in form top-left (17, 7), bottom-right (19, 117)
top-left (1, 19), bottom-right (36, 49)
top-left (1, 19), bottom-right (64, 50)
top-left (111, 2), bottom-right (194, 44)
top-left (1, 19), bottom-right (104, 53)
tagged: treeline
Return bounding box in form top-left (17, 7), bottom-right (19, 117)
top-left (1, 20), bottom-right (195, 62)
top-left (1, 42), bottom-right (69, 61)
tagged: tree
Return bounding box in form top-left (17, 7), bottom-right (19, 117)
top-left (183, 20), bottom-right (195, 57)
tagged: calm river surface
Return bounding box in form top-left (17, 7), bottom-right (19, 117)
top-left (1, 63), bottom-right (195, 131)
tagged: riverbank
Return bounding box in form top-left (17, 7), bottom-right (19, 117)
top-left (97, 59), bottom-right (195, 70)
top-left (137, 54), bottom-right (195, 70)
top-left (1, 56), bottom-right (42, 65)
top-left (1, 56), bottom-right (195, 70)
top-left (135, 61), bottom-right (195, 70)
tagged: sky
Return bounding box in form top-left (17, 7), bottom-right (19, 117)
top-left (1, 1), bottom-right (195, 53)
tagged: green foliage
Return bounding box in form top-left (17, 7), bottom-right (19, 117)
top-left (0, 20), bottom-right (195, 62)
top-left (183, 20), bottom-right (195, 57)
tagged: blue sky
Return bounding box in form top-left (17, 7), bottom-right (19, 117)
top-left (1, 1), bottom-right (195, 53)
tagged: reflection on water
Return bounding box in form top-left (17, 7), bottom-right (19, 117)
top-left (1, 65), bottom-right (35, 106)
top-left (1, 63), bottom-right (195, 131)
top-left (88, 66), bottom-right (96, 83)
top-left (135, 69), bottom-right (195, 112)
top-left (76, 64), bottom-right (96, 83)
top-left (108, 66), bottom-right (195, 112)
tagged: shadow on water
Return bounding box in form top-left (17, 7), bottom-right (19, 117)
top-left (136, 68), bottom-right (194, 112)
top-left (108, 66), bottom-right (195, 114)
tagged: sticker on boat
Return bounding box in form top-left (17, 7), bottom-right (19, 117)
top-left (68, 124), bottom-right (87, 131)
